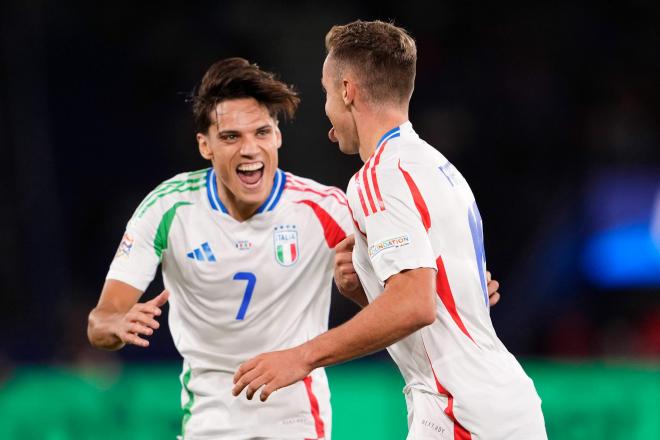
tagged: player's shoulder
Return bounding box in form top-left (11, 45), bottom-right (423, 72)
top-left (284, 171), bottom-right (344, 194)
top-left (131, 168), bottom-right (209, 220)
top-left (375, 130), bottom-right (446, 175)
top-left (283, 170), bottom-right (348, 207)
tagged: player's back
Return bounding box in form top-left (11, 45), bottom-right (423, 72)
top-left (348, 123), bottom-right (545, 438)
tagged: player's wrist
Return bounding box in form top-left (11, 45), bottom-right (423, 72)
top-left (297, 340), bottom-right (322, 371)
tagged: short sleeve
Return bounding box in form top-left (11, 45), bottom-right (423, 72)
top-left (364, 165), bottom-right (436, 283)
top-left (105, 201), bottom-right (161, 292)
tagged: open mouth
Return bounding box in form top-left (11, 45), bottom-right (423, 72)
top-left (236, 162), bottom-right (264, 186)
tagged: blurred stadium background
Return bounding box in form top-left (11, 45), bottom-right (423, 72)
top-left (1, 1), bottom-right (658, 439)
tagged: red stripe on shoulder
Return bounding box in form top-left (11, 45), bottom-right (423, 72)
top-left (295, 199), bottom-right (347, 248)
top-left (354, 173), bottom-right (370, 217)
top-left (371, 141), bottom-right (388, 210)
top-left (362, 159), bottom-right (378, 213)
top-left (397, 160), bottom-right (431, 231)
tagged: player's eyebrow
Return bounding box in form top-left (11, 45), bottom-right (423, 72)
top-left (217, 129), bottom-right (240, 137)
top-left (255, 124), bottom-right (272, 132)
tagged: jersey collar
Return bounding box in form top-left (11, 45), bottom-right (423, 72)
top-left (206, 167), bottom-right (286, 215)
top-left (374, 121), bottom-right (414, 152)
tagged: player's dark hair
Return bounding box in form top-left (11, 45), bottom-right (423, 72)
top-left (325, 20), bottom-right (416, 104)
top-left (191, 57), bottom-right (300, 133)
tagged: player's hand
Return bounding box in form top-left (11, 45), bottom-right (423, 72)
top-left (334, 235), bottom-right (361, 296)
top-left (114, 290), bottom-right (169, 347)
top-left (486, 271), bottom-right (500, 306)
top-left (232, 347), bottom-right (311, 402)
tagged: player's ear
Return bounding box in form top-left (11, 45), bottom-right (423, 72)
top-left (197, 132), bottom-right (213, 160)
top-left (274, 124), bottom-right (282, 150)
top-left (342, 79), bottom-right (354, 106)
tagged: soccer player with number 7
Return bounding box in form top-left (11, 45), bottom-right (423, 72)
top-left (87, 58), bottom-right (355, 439)
top-left (233, 21), bottom-right (546, 439)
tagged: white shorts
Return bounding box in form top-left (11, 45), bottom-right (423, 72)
top-left (179, 366), bottom-right (331, 440)
top-left (405, 388), bottom-right (456, 440)
top-left (404, 387), bottom-right (547, 440)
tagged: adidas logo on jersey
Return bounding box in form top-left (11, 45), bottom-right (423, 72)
top-left (186, 242), bottom-right (217, 262)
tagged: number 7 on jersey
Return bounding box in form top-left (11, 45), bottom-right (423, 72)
top-left (233, 272), bottom-right (257, 320)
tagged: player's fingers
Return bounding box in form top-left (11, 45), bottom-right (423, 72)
top-left (123, 332), bottom-right (149, 347)
top-left (232, 365), bottom-right (264, 396)
top-left (233, 358), bottom-right (258, 385)
top-left (260, 381), bottom-right (278, 402)
top-left (489, 292), bottom-right (501, 307)
top-left (336, 261), bottom-right (356, 274)
top-left (232, 371), bottom-right (260, 397)
top-left (127, 311), bottom-right (161, 329)
top-left (147, 290), bottom-right (170, 307)
top-left (133, 302), bottom-right (162, 317)
top-left (486, 270), bottom-right (492, 282)
top-left (129, 322), bottom-right (153, 336)
top-left (334, 251), bottom-right (354, 265)
top-left (487, 280), bottom-right (500, 296)
top-left (334, 234), bottom-right (355, 252)
top-left (245, 374), bottom-right (271, 400)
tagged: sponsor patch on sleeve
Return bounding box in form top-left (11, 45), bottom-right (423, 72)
top-left (368, 234), bottom-right (411, 259)
top-left (114, 232), bottom-right (134, 259)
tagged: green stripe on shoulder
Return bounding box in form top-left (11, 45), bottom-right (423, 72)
top-left (153, 201), bottom-right (192, 259)
top-left (135, 168), bottom-right (210, 219)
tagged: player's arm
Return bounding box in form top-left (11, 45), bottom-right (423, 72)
top-left (87, 280), bottom-right (168, 350)
top-left (333, 234), bottom-right (368, 307)
top-left (232, 266), bottom-right (435, 401)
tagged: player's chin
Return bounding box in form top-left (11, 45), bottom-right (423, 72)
top-left (235, 175), bottom-right (269, 201)
top-left (338, 139), bottom-right (359, 155)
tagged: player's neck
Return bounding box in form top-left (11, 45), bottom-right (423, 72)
top-left (356, 107), bottom-right (408, 162)
top-left (217, 185), bottom-right (268, 222)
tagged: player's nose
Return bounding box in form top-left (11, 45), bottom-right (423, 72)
top-left (240, 137), bottom-right (260, 156)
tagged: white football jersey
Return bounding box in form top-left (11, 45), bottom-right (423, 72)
top-left (347, 122), bottom-right (546, 439)
top-left (107, 167), bottom-right (350, 440)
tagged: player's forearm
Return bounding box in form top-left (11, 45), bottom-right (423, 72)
top-left (87, 308), bottom-right (125, 350)
top-left (301, 269), bottom-right (436, 368)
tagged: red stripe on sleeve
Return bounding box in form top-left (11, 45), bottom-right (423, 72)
top-left (295, 199), bottom-right (347, 248)
top-left (397, 160), bottom-right (431, 231)
top-left (435, 256), bottom-right (476, 344)
top-left (303, 376), bottom-right (325, 439)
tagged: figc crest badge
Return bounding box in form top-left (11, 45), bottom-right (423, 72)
top-left (273, 225), bottom-right (299, 266)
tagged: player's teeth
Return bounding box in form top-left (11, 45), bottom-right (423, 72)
top-left (237, 163), bottom-right (264, 172)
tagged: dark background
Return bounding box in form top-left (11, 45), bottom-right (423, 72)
top-left (1, 1), bottom-right (658, 368)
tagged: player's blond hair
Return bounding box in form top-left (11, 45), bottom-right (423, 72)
top-left (325, 20), bottom-right (417, 104)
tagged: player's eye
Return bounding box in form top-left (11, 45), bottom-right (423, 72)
top-left (219, 133), bottom-right (238, 142)
top-left (256, 128), bottom-right (271, 137)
